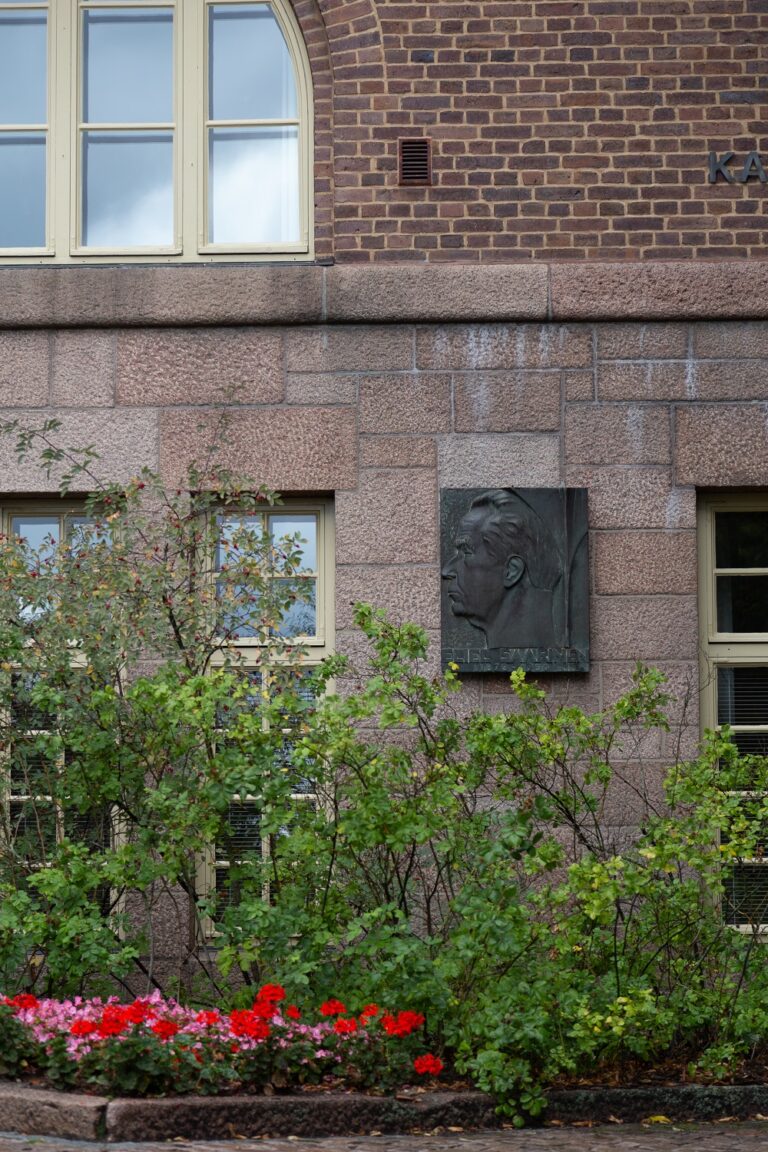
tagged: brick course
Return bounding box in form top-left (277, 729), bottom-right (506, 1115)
top-left (294, 0), bottom-right (768, 261)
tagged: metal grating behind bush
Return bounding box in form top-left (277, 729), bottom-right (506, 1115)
top-left (723, 863), bottom-right (768, 926)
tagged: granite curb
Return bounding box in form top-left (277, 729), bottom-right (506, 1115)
top-left (4, 1083), bottom-right (768, 1142)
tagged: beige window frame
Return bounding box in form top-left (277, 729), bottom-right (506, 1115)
top-left (3, 0), bottom-right (314, 263)
top-left (698, 493), bottom-right (768, 932)
top-left (0, 500), bottom-right (112, 883)
top-left (198, 498), bottom-right (334, 931)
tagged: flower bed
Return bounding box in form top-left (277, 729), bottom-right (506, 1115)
top-left (0, 987), bottom-right (444, 1099)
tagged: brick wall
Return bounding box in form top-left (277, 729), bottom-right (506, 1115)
top-left (302, 0), bottom-right (768, 261)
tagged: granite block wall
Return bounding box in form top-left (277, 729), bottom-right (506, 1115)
top-left (5, 261), bottom-right (768, 836)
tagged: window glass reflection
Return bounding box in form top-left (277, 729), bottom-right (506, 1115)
top-left (209, 127), bottom-right (298, 244)
top-left (217, 516), bottom-right (262, 568)
top-left (0, 134), bottom-right (45, 247)
top-left (82, 132), bottom-right (173, 247)
top-left (0, 13), bottom-right (46, 125)
top-left (273, 578), bottom-right (316, 637)
top-left (209, 5), bottom-right (296, 121)
top-left (11, 516), bottom-right (60, 560)
top-left (270, 515), bottom-right (316, 570)
top-left (83, 9), bottom-right (173, 124)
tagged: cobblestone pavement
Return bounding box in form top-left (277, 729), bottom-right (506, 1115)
top-left (3, 1124), bottom-right (768, 1152)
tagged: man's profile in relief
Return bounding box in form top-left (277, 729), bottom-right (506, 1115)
top-left (441, 488), bottom-right (563, 649)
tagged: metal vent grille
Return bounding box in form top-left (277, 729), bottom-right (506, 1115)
top-left (398, 138), bottom-right (432, 186)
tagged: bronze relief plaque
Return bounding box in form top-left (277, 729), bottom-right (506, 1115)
top-left (440, 488), bottom-right (589, 674)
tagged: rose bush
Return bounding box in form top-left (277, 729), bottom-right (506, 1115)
top-left (0, 986), bottom-right (443, 1098)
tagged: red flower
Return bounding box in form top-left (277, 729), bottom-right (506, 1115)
top-left (320, 998), bottom-right (347, 1016)
top-left (196, 1010), bottom-right (220, 1027)
top-left (230, 1009), bottom-right (271, 1040)
top-left (251, 998), bottom-right (277, 1020)
top-left (151, 1020), bottom-right (180, 1041)
top-left (381, 1010), bottom-right (425, 1038)
top-left (257, 983), bottom-right (286, 1003)
top-left (4, 993), bottom-right (39, 1011)
top-left (70, 1019), bottom-right (97, 1037)
top-left (285, 1004), bottom-right (301, 1020)
top-left (359, 1004), bottom-right (379, 1019)
top-left (97, 1006), bottom-right (131, 1037)
top-left (333, 1017), bottom-right (358, 1035)
top-left (414, 1054), bottom-right (443, 1076)
top-left (123, 1002), bottom-right (151, 1025)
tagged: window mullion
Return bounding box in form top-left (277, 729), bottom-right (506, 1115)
top-left (2, 0), bottom-right (312, 262)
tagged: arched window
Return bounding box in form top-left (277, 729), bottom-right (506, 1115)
top-left (0, 0), bottom-right (312, 262)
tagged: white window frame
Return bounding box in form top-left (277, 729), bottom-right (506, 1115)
top-left (698, 493), bottom-right (768, 933)
top-left (2, 0), bottom-right (314, 263)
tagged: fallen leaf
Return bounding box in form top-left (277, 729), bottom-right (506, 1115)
top-left (644, 1116), bottom-right (671, 1125)
top-left (447, 1126), bottom-right (464, 1132)
top-left (607, 1115), bottom-right (623, 1124)
top-left (714, 1117), bottom-right (739, 1123)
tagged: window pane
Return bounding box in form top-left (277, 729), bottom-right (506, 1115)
top-left (729, 731), bottom-right (768, 758)
top-left (270, 515), bottom-right (317, 571)
top-left (208, 127), bottom-right (298, 244)
top-left (216, 581), bottom-right (261, 638)
top-left (717, 666), bottom-right (768, 726)
top-left (0, 13), bottom-right (46, 124)
top-left (717, 575), bottom-right (768, 633)
top-left (221, 800), bottom-right (261, 857)
top-left (65, 515), bottom-right (97, 554)
top-left (0, 133), bottom-right (45, 247)
top-left (65, 807), bottom-right (110, 853)
top-left (274, 577), bottom-right (316, 637)
top-left (83, 9), bottom-right (173, 124)
top-left (723, 864), bottom-right (768, 927)
top-left (11, 515), bottom-right (59, 557)
top-left (10, 741), bottom-right (54, 795)
top-left (217, 515), bottom-right (263, 567)
top-left (9, 799), bottom-right (57, 859)
top-left (209, 5), bottom-right (296, 121)
top-left (716, 511), bottom-right (768, 569)
top-left (82, 132), bottom-right (173, 247)
top-left (11, 673), bottom-right (55, 731)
